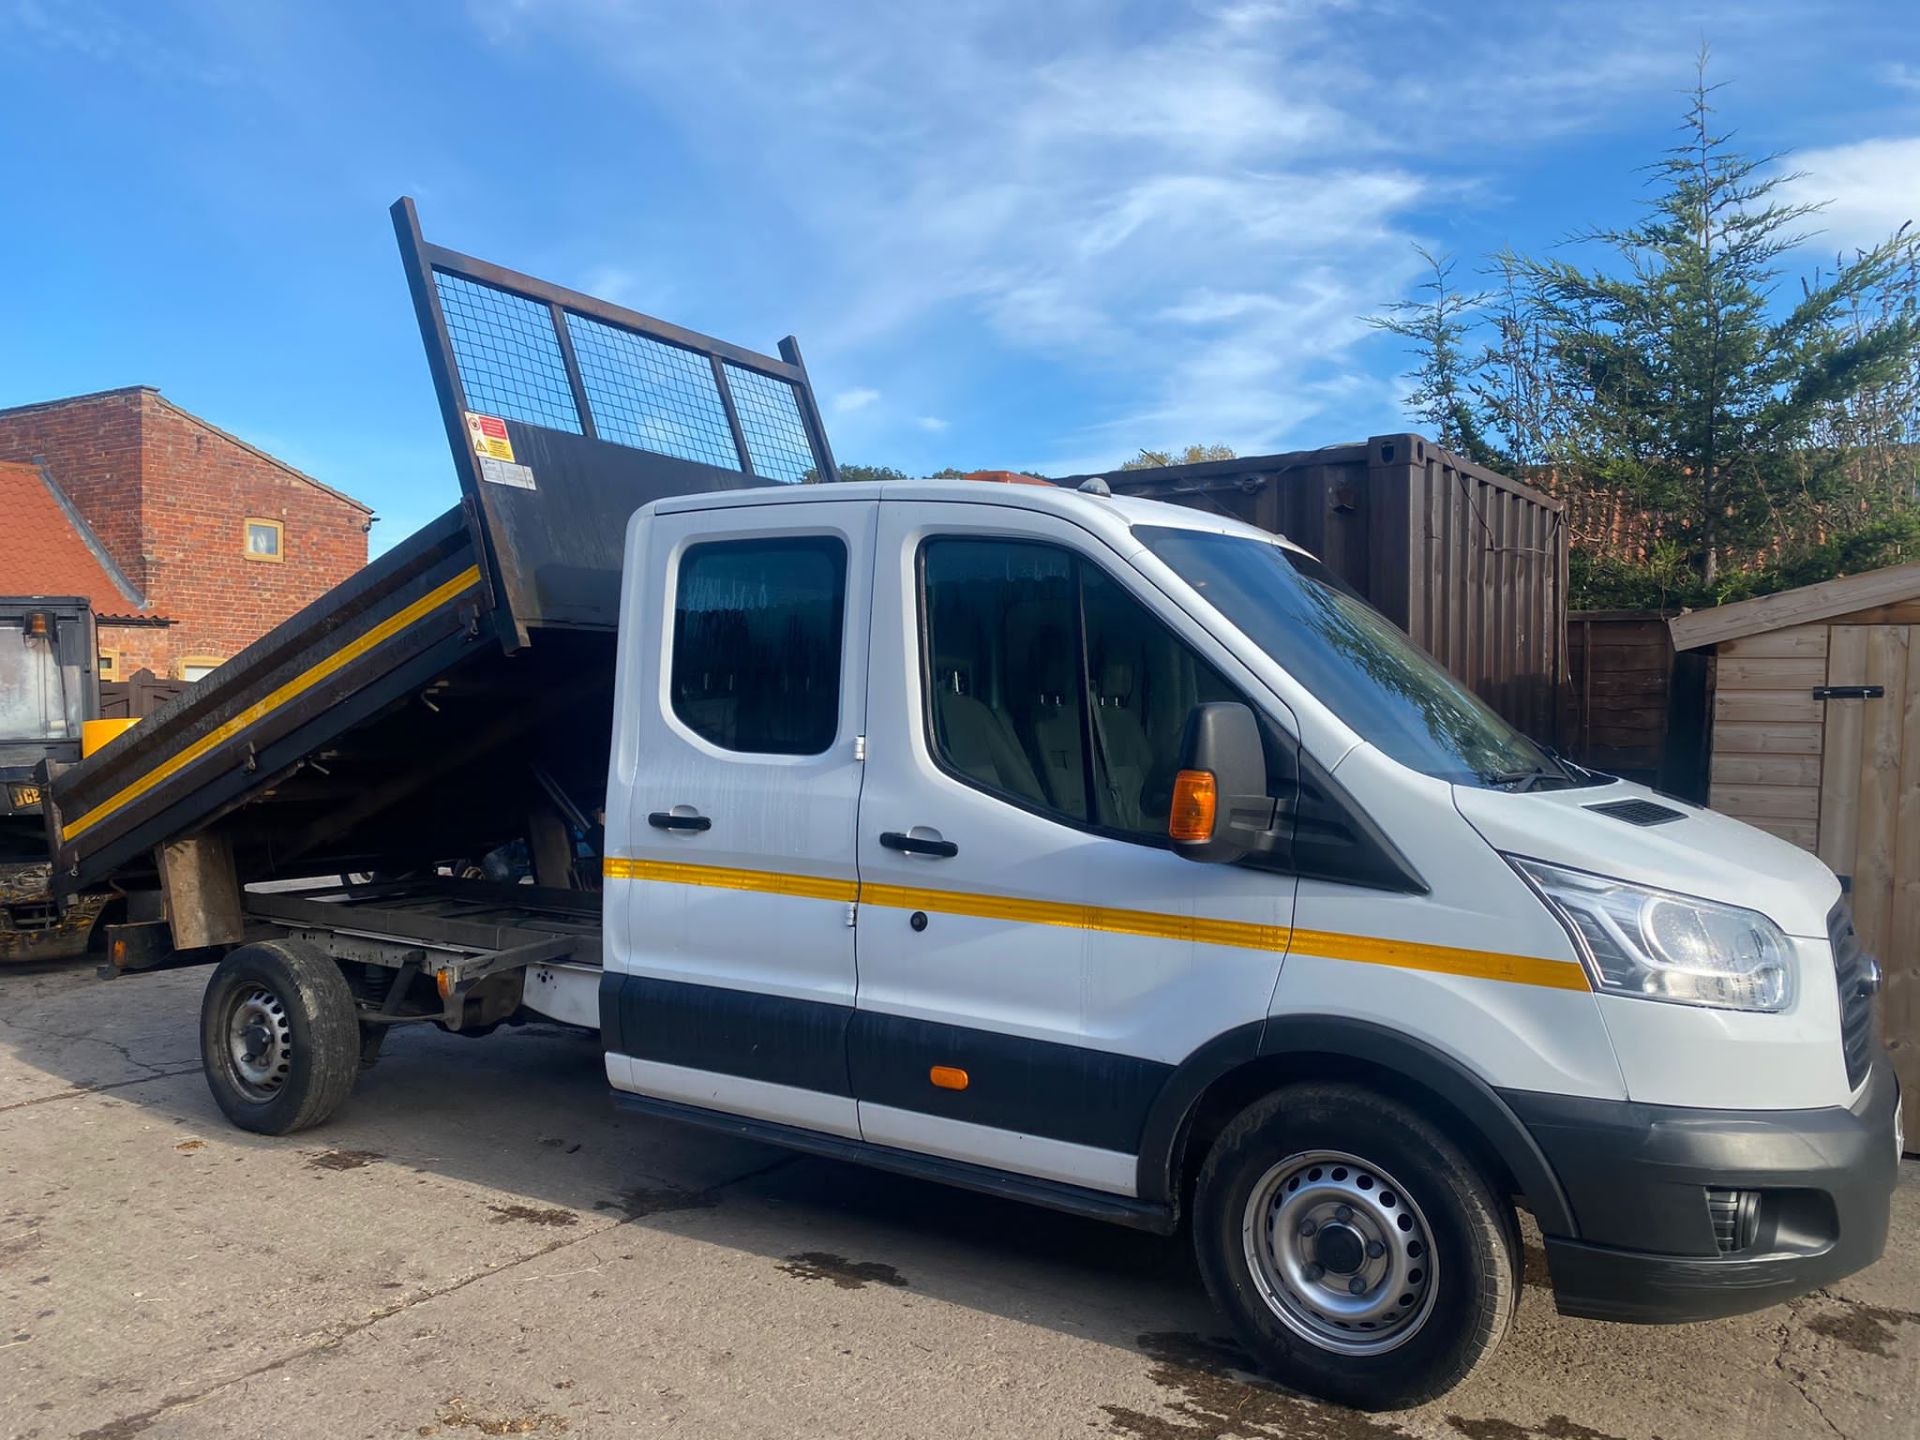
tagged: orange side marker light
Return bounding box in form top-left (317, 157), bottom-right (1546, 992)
top-left (1169, 769), bottom-right (1217, 843)
top-left (929, 1066), bottom-right (969, 1091)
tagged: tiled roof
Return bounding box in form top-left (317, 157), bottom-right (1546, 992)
top-left (0, 460), bottom-right (151, 616)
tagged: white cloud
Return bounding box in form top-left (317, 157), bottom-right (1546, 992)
top-left (1777, 137), bottom-right (1920, 253)
top-left (914, 416), bottom-right (950, 432)
top-left (832, 387), bottom-right (881, 414)
top-left (1879, 62), bottom-right (1920, 93)
top-left (465, 0), bottom-right (1807, 468)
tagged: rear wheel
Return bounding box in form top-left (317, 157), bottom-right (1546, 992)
top-left (200, 939), bottom-right (360, 1134)
top-left (1192, 1083), bottom-right (1518, 1410)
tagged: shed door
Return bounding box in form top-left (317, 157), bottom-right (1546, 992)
top-left (1814, 624), bottom-right (1915, 1101)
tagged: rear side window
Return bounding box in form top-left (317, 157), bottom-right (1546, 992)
top-left (671, 536), bottom-right (846, 755)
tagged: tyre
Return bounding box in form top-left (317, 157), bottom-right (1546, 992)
top-left (200, 939), bottom-right (361, 1135)
top-left (1192, 1082), bottom-right (1518, 1410)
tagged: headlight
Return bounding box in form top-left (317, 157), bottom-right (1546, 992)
top-left (1508, 857), bottom-right (1794, 1012)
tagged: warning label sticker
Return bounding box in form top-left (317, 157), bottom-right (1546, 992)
top-left (478, 456), bottom-right (536, 490)
top-left (465, 412), bottom-right (516, 463)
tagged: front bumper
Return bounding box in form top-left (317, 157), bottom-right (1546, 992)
top-left (1502, 1051), bottom-right (1901, 1324)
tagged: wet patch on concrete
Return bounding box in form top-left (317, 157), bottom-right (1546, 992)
top-left (305, 1148), bottom-right (384, 1172)
top-left (72, 1418), bottom-right (153, 1440)
top-left (593, 1185), bottom-right (719, 1220)
top-left (1804, 1294), bottom-right (1920, 1359)
top-left (1448, 1417), bottom-right (1626, 1440)
top-left (1102, 1331), bottom-right (1407, 1440)
top-left (776, 1251), bottom-right (909, 1291)
top-left (486, 1204), bottom-right (579, 1228)
top-left (432, 1396), bottom-right (570, 1434)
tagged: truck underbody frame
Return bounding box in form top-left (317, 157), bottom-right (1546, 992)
top-left (243, 879), bottom-right (601, 1031)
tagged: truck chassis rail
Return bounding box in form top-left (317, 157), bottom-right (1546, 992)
top-left (244, 879), bottom-right (600, 1031)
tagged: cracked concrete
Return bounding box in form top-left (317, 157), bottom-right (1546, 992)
top-left (3, 961), bottom-right (1916, 1440)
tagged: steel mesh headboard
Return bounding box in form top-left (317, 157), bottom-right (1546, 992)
top-left (392, 196), bottom-right (839, 649)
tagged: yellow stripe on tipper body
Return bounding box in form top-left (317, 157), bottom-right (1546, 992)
top-left (62, 566), bottom-right (484, 843)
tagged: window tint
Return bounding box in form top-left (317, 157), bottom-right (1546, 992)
top-left (671, 536), bottom-right (846, 755)
top-left (1081, 566), bottom-right (1239, 838)
top-left (919, 538), bottom-right (1241, 841)
top-left (923, 540), bottom-right (1086, 818)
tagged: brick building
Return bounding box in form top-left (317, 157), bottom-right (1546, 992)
top-left (0, 388), bottom-right (372, 680)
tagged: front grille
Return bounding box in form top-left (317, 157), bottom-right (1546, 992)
top-left (1706, 1187), bottom-right (1760, 1253)
top-left (3, 900), bottom-right (60, 933)
top-left (1828, 902), bottom-right (1876, 1091)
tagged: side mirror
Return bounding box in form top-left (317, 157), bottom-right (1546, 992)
top-left (1169, 701), bottom-right (1278, 864)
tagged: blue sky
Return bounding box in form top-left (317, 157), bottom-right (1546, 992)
top-left (2, 1), bottom-right (1917, 552)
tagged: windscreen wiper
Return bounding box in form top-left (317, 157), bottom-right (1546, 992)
top-left (1485, 766), bottom-right (1564, 793)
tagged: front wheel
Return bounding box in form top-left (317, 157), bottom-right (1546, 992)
top-left (1192, 1083), bottom-right (1518, 1410)
top-left (200, 939), bottom-right (361, 1135)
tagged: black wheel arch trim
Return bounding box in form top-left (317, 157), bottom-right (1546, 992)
top-left (1135, 1014), bottom-right (1577, 1238)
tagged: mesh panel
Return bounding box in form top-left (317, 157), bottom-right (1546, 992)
top-left (566, 314), bottom-right (742, 470)
top-left (434, 271), bottom-right (582, 433)
top-left (723, 363), bottom-right (816, 482)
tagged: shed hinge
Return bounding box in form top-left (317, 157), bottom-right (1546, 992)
top-left (1812, 685), bottom-right (1885, 701)
top-left (846, 903), bottom-right (857, 928)
top-left (854, 734), bottom-right (867, 762)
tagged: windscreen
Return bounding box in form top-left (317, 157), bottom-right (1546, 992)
top-left (1140, 527), bottom-right (1577, 790)
top-left (0, 622), bottom-right (75, 743)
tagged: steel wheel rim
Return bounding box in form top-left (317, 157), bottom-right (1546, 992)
top-left (225, 984), bottom-right (293, 1101)
top-left (1241, 1148), bottom-right (1440, 1356)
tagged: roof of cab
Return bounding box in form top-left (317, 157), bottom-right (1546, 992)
top-left (649, 477), bottom-right (1310, 556)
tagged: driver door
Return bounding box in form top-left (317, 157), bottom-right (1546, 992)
top-left (851, 502), bottom-right (1298, 1194)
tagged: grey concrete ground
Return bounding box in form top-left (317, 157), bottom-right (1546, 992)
top-left (1, 961), bottom-right (1915, 1440)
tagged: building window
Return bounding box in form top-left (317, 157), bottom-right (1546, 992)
top-left (178, 656), bottom-right (225, 683)
top-left (244, 518), bottom-right (284, 562)
top-left (98, 650), bottom-right (122, 682)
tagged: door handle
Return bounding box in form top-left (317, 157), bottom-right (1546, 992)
top-left (648, 811), bottom-right (712, 832)
top-left (880, 830), bottom-right (958, 858)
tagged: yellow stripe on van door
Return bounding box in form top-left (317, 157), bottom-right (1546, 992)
top-left (603, 857), bottom-right (1591, 991)
top-left (602, 856), bottom-right (857, 904)
top-left (858, 881), bottom-right (1291, 952)
top-left (61, 566), bottom-right (485, 843)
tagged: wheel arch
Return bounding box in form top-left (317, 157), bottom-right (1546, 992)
top-left (1135, 1016), bottom-right (1575, 1238)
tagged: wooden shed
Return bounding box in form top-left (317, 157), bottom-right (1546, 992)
top-left (1670, 560), bottom-right (1920, 1103)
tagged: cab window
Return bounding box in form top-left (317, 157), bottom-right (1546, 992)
top-left (919, 537), bottom-right (1240, 841)
top-left (671, 536), bottom-right (846, 755)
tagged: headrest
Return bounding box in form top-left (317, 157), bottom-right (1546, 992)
top-left (935, 657), bottom-right (971, 694)
top-left (1099, 656), bottom-right (1134, 701)
top-left (1030, 628), bottom-right (1072, 701)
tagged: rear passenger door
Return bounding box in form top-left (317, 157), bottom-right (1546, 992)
top-left (852, 501), bottom-right (1296, 1196)
top-left (603, 499), bottom-right (877, 1140)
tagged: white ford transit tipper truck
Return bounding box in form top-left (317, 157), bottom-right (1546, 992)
top-left (41, 203), bottom-right (1900, 1411)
